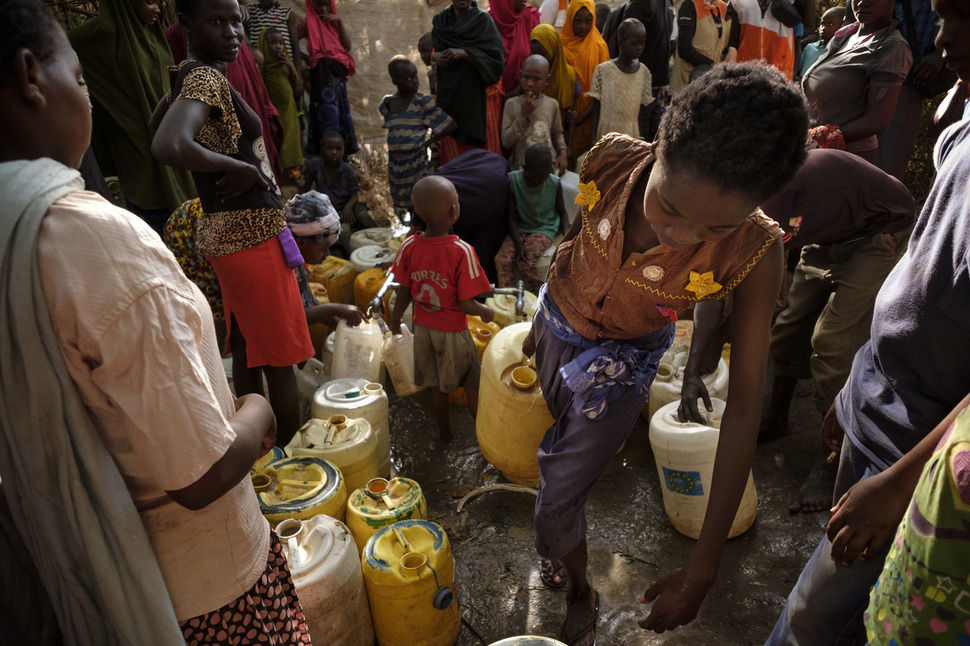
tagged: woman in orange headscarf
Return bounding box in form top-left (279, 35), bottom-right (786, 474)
top-left (561, 0), bottom-right (610, 158)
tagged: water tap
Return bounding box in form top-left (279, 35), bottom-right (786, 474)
top-left (369, 271), bottom-right (400, 319)
top-left (490, 280), bottom-right (526, 320)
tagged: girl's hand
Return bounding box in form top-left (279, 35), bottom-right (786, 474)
top-left (322, 304), bottom-right (367, 329)
top-left (216, 165), bottom-right (268, 202)
top-left (678, 373), bottom-right (713, 423)
top-left (638, 564), bottom-right (714, 633)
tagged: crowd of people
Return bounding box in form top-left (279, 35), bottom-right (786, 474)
top-left (2, 0), bottom-right (970, 644)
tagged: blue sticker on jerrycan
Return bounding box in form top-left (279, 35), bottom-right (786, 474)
top-left (663, 468), bottom-right (704, 495)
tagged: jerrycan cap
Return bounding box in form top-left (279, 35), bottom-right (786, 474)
top-left (364, 477), bottom-right (396, 508)
top-left (250, 473), bottom-right (271, 492)
top-left (400, 551), bottom-right (454, 610)
top-left (276, 518), bottom-right (304, 539)
top-left (655, 362), bottom-right (675, 382)
top-left (510, 366), bottom-right (537, 390)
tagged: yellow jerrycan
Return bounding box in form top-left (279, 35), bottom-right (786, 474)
top-left (476, 322), bottom-right (554, 486)
top-left (250, 456), bottom-right (348, 524)
top-left (307, 281), bottom-right (331, 359)
top-left (355, 267), bottom-right (392, 321)
top-left (250, 446), bottom-right (284, 474)
top-left (286, 415), bottom-right (379, 495)
top-left (648, 398), bottom-right (757, 539)
top-left (450, 315), bottom-right (501, 406)
top-left (346, 477), bottom-right (428, 553)
top-left (310, 255), bottom-right (356, 305)
top-left (362, 520), bottom-right (460, 646)
top-left (276, 515), bottom-right (375, 646)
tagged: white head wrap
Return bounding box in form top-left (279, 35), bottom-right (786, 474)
top-left (284, 191), bottom-right (341, 248)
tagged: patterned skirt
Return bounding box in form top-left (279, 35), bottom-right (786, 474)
top-left (179, 531), bottom-right (311, 645)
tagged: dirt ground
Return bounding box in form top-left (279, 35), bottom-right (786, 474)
top-left (382, 378), bottom-right (831, 645)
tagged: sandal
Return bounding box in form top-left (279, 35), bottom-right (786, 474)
top-left (539, 558), bottom-right (567, 589)
top-left (561, 589), bottom-right (599, 646)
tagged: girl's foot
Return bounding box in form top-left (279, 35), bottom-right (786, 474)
top-left (540, 558), bottom-right (567, 589)
top-left (561, 588), bottom-right (599, 646)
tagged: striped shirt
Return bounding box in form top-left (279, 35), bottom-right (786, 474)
top-left (246, 3), bottom-right (293, 52)
top-left (380, 93), bottom-right (455, 211)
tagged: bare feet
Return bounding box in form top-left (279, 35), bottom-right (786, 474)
top-left (540, 558), bottom-right (567, 589)
top-left (789, 457), bottom-right (837, 514)
top-left (561, 586), bottom-right (598, 646)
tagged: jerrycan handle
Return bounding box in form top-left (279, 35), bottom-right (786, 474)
top-left (304, 520), bottom-right (335, 559)
top-left (393, 526), bottom-right (410, 551)
top-left (276, 519), bottom-right (306, 567)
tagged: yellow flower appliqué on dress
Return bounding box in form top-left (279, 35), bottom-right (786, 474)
top-left (575, 180), bottom-right (601, 212)
top-left (685, 271), bottom-right (722, 298)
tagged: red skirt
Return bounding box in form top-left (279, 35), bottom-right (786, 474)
top-left (207, 236), bottom-right (313, 368)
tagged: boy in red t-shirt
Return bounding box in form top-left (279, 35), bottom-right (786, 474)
top-left (391, 176), bottom-right (494, 446)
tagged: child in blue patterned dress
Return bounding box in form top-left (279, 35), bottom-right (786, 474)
top-left (380, 55), bottom-right (457, 219)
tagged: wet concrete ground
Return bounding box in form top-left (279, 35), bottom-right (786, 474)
top-left (384, 381), bottom-right (830, 646)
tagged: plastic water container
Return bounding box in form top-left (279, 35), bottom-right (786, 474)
top-left (382, 325), bottom-right (423, 397)
top-left (286, 415), bottom-right (379, 495)
top-left (350, 227), bottom-right (394, 252)
top-left (559, 170), bottom-right (580, 224)
top-left (535, 234), bottom-right (563, 282)
top-left (486, 290), bottom-right (539, 327)
top-left (310, 255), bottom-right (356, 305)
top-left (362, 520), bottom-right (460, 646)
top-left (449, 315), bottom-right (502, 407)
top-left (489, 638), bottom-right (568, 646)
top-left (387, 290), bottom-right (413, 330)
top-left (313, 379), bottom-right (392, 478)
top-left (346, 477), bottom-right (428, 553)
top-left (307, 282), bottom-right (331, 361)
top-left (476, 322), bottom-right (555, 486)
top-left (297, 357), bottom-right (330, 422)
top-left (332, 319), bottom-right (384, 383)
top-left (648, 398), bottom-right (757, 539)
top-left (645, 350), bottom-right (730, 421)
top-left (276, 516), bottom-right (375, 646)
top-left (308, 281), bottom-right (329, 303)
top-left (355, 267), bottom-right (392, 320)
top-left (251, 446), bottom-right (284, 474)
top-left (351, 245), bottom-right (397, 274)
top-left (251, 456), bottom-right (348, 524)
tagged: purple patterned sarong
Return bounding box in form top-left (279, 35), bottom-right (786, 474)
top-left (532, 291), bottom-right (673, 559)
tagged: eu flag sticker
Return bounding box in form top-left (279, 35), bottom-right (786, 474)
top-left (662, 468), bottom-right (704, 495)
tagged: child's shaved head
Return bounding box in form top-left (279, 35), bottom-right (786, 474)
top-left (412, 176), bottom-right (459, 229)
